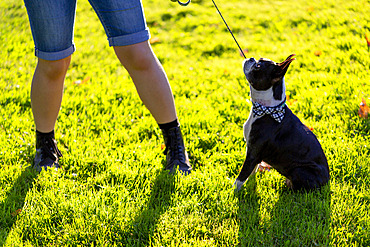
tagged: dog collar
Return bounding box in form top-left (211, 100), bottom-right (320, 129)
top-left (252, 98), bottom-right (286, 123)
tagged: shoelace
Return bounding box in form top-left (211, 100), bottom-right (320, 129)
top-left (39, 136), bottom-right (62, 161)
top-left (164, 128), bottom-right (186, 163)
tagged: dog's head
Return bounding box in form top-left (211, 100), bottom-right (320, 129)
top-left (243, 54), bottom-right (295, 101)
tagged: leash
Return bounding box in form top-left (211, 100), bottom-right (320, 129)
top-left (175, 0), bottom-right (246, 59)
top-left (211, 0), bottom-right (246, 58)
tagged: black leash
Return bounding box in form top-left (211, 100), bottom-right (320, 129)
top-left (175, 0), bottom-right (246, 58)
top-left (211, 0), bottom-right (246, 58)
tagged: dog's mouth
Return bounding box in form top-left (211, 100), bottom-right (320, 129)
top-left (243, 57), bottom-right (257, 73)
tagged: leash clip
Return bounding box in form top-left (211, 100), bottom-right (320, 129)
top-left (177, 0), bottom-right (191, 6)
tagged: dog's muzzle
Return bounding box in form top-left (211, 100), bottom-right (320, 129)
top-left (243, 57), bottom-right (256, 74)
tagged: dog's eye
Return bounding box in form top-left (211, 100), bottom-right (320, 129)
top-left (256, 64), bottom-right (261, 68)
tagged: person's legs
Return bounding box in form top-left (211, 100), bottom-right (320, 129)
top-left (88, 0), bottom-right (192, 173)
top-left (31, 56), bottom-right (71, 133)
top-left (31, 57), bottom-right (70, 172)
top-left (88, 0), bottom-right (177, 123)
top-left (29, 56), bottom-right (71, 172)
top-left (113, 42), bottom-right (177, 124)
top-left (24, 0), bottom-right (76, 171)
top-left (114, 42), bottom-right (191, 174)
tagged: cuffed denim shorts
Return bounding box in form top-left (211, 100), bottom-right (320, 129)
top-left (24, 0), bottom-right (150, 60)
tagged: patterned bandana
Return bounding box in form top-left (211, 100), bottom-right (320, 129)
top-left (252, 98), bottom-right (286, 123)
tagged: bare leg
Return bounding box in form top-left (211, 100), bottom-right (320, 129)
top-left (113, 41), bottom-right (177, 124)
top-left (114, 41), bottom-right (191, 173)
top-left (31, 56), bottom-right (71, 132)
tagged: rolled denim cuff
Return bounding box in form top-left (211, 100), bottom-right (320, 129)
top-left (108, 28), bottom-right (150, 47)
top-left (35, 44), bottom-right (75, 61)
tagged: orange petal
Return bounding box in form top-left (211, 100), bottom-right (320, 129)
top-left (359, 98), bottom-right (370, 118)
top-left (239, 48), bottom-right (249, 57)
top-left (286, 95), bottom-right (297, 105)
top-left (149, 37), bottom-right (160, 44)
top-left (81, 76), bottom-right (91, 84)
top-left (73, 76), bottom-right (90, 85)
top-left (11, 209), bottom-right (22, 217)
top-left (314, 50), bottom-right (322, 56)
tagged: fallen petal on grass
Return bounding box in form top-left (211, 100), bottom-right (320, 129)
top-left (359, 98), bottom-right (369, 119)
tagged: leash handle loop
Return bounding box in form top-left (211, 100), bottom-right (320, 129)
top-left (178, 0), bottom-right (191, 6)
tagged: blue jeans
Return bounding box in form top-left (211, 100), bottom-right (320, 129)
top-left (24, 0), bottom-right (150, 60)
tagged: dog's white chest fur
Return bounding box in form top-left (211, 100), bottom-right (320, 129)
top-left (243, 108), bottom-right (258, 143)
top-left (243, 80), bottom-right (286, 144)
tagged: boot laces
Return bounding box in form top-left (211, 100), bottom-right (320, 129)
top-left (164, 128), bottom-right (185, 162)
top-left (39, 136), bottom-right (62, 161)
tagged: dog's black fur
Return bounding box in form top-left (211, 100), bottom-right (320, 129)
top-left (234, 55), bottom-right (330, 191)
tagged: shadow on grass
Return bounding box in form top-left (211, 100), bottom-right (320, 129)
top-left (268, 184), bottom-right (331, 246)
top-left (236, 175), bottom-right (263, 246)
top-left (0, 166), bottom-right (38, 246)
top-left (120, 170), bottom-right (176, 246)
top-left (237, 176), bottom-right (331, 246)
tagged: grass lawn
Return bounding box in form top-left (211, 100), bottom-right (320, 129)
top-left (1, 0), bottom-right (369, 246)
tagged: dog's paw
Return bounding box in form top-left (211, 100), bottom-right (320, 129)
top-left (233, 179), bottom-right (246, 191)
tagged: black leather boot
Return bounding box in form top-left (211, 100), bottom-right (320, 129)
top-left (162, 126), bottom-right (192, 174)
top-left (34, 131), bottom-right (62, 172)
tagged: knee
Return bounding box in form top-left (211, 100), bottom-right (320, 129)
top-left (130, 53), bottom-right (154, 72)
top-left (114, 42), bottom-right (156, 72)
top-left (37, 56), bottom-right (71, 80)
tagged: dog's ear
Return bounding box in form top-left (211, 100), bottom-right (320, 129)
top-left (272, 54), bottom-right (295, 84)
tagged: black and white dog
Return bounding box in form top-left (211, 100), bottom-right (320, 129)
top-left (234, 54), bottom-right (330, 191)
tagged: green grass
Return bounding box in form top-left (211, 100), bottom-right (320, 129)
top-left (1, 0), bottom-right (369, 246)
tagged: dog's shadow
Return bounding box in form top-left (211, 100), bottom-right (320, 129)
top-left (237, 174), bottom-right (331, 246)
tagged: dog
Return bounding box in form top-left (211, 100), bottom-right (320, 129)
top-left (234, 54), bottom-right (330, 191)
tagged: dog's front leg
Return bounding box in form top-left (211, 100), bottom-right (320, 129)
top-left (234, 151), bottom-right (261, 191)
